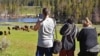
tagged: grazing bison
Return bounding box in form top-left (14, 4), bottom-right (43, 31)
top-left (30, 26), bottom-right (33, 29)
top-left (12, 25), bottom-right (20, 30)
top-left (98, 33), bottom-right (100, 36)
top-left (7, 27), bottom-right (11, 30)
top-left (24, 25), bottom-right (28, 29)
top-left (4, 31), bottom-right (7, 35)
top-left (12, 27), bottom-right (15, 30)
top-left (8, 31), bottom-right (10, 35)
top-left (0, 31), bottom-right (3, 35)
top-left (21, 27), bottom-right (25, 31)
top-left (24, 25), bottom-right (29, 32)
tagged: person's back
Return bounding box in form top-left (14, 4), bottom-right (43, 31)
top-left (33, 8), bottom-right (55, 56)
top-left (38, 17), bottom-right (55, 47)
top-left (59, 19), bottom-right (78, 56)
top-left (78, 27), bottom-right (98, 51)
top-left (78, 17), bottom-right (99, 56)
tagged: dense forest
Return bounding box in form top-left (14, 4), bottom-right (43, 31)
top-left (0, 0), bottom-right (100, 23)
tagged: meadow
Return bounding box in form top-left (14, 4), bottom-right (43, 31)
top-left (0, 22), bottom-right (100, 56)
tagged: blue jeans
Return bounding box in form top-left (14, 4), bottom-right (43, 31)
top-left (36, 46), bottom-right (53, 56)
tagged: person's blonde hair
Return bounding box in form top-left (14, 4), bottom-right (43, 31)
top-left (85, 17), bottom-right (92, 25)
top-left (83, 17), bottom-right (92, 27)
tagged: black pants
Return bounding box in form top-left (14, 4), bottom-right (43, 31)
top-left (78, 51), bottom-right (98, 56)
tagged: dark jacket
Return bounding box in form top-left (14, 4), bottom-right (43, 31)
top-left (77, 27), bottom-right (98, 51)
top-left (60, 23), bottom-right (78, 50)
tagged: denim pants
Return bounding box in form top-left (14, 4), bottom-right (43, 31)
top-left (36, 46), bottom-right (53, 56)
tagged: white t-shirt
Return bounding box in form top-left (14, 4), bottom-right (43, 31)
top-left (38, 17), bottom-right (55, 48)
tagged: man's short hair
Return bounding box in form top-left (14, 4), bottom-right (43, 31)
top-left (67, 19), bottom-right (74, 24)
top-left (42, 8), bottom-right (50, 16)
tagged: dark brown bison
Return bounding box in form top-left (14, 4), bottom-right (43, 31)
top-left (7, 27), bottom-right (11, 30)
top-left (12, 25), bottom-right (20, 30)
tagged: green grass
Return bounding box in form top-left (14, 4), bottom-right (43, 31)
top-left (0, 23), bottom-right (100, 56)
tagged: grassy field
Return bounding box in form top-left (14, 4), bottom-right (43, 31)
top-left (0, 22), bottom-right (100, 56)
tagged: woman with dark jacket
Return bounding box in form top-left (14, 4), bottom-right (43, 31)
top-left (59, 19), bottom-right (78, 56)
top-left (78, 17), bottom-right (99, 56)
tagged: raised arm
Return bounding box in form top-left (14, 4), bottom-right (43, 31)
top-left (60, 24), bottom-right (68, 35)
top-left (33, 21), bottom-right (41, 31)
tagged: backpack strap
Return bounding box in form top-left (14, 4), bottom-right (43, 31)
top-left (64, 23), bottom-right (73, 36)
top-left (70, 24), bottom-right (77, 38)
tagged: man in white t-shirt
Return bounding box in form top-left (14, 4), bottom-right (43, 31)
top-left (33, 8), bottom-right (55, 56)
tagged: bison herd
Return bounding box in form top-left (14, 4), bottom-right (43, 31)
top-left (12, 25), bottom-right (33, 32)
top-left (0, 31), bottom-right (10, 36)
top-left (0, 25), bottom-right (34, 36)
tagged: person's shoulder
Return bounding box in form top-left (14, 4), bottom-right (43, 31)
top-left (65, 23), bottom-right (73, 27)
top-left (82, 27), bottom-right (95, 30)
top-left (47, 17), bottom-right (55, 22)
top-left (48, 17), bottom-right (53, 20)
top-left (80, 27), bottom-right (94, 32)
